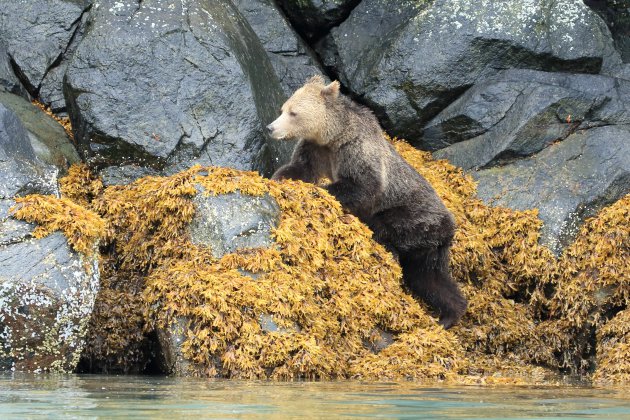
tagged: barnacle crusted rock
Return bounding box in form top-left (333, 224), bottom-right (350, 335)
top-left (2, 195), bottom-right (103, 373)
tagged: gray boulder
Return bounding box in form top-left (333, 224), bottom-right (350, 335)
top-left (190, 188), bottom-right (280, 259)
top-left (473, 125), bottom-right (630, 254)
top-left (0, 0), bottom-right (91, 105)
top-left (0, 207), bottom-right (100, 373)
top-left (320, 0), bottom-right (616, 145)
top-left (432, 69), bottom-right (630, 169)
top-left (234, 0), bottom-right (325, 95)
top-left (156, 188), bottom-right (281, 376)
top-left (0, 102), bottom-right (98, 373)
top-left (64, 0), bottom-right (291, 178)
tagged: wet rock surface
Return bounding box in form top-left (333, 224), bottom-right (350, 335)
top-left (64, 0), bottom-right (292, 176)
top-left (0, 0), bottom-right (91, 103)
top-left (473, 125), bottom-right (630, 254)
top-left (431, 69), bottom-right (630, 167)
top-left (190, 187), bottom-right (280, 259)
top-left (320, 0), bottom-right (614, 145)
top-left (0, 100), bottom-right (98, 373)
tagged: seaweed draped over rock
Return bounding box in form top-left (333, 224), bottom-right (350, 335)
top-left (11, 140), bottom-right (629, 383)
top-left (50, 161), bottom-right (461, 380)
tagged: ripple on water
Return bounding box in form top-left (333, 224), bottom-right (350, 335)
top-left (0, 374), bottom-right (629, 419)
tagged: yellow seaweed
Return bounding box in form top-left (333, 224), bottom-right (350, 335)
top-left (10, 137), bottom-right (628, 383)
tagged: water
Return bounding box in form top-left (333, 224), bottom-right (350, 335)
top-left (1, 375), bottom-right (629, 419)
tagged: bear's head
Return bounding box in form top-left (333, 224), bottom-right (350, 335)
top-left (267, 75), bottom-right (340, 146)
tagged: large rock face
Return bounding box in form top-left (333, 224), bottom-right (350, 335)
top-left (64, 0), bottom-right (297, 179)
top-left (474, 125), bottom-right (630, 254)
top-left (320, 0), bottom-right (615, 145)
top-left (0, 0), bottom-right (91, 105)
top-left (430, 69), bottom-right (630, 253)
top-left (0, 103), bottom-right (98, 373)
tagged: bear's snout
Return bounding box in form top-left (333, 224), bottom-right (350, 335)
top-left (266, 118), bottom-right (287, 140)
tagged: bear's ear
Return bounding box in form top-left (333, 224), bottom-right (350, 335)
top-left (321, 80), bottom-right (340, 100)
top-left (306, 75), bottom-right (325, 85)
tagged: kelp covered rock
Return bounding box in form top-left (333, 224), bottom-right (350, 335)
top-left (1, 196), bottom-right (102, 373)
top-left (70, 165), bottom-right (460, 379)
top-left (545, 195), bottom-right (630, 379)
top-left (0, 101), bottom-right (99, 373)
top-left (12, 139), bottom-right (629, 383)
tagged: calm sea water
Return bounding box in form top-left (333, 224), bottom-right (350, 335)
top-left (0, 374), bottom-right (629, 419)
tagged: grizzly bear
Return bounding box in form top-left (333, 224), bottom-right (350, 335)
top-left (267, 76), bottom-right (467, 328)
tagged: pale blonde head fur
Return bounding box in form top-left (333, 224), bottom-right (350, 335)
top-left (267, 76), bottom-right (341, 146)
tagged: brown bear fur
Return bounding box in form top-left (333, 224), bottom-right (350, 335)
top-left (268, 76), bottom-right (467, 328)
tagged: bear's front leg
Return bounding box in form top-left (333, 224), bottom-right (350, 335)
top-left (325, 176), bottom-right (378, 221)
top-left (271, 139), bottom-right (327, 183)
top-left (271, 164), bottom-right (309, 181)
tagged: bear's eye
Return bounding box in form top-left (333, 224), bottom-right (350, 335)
top-left (289, 111), bottom-right (297, 117)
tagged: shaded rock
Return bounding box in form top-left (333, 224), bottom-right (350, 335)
top-left (38, 9), bottom-right (91, 113)
top-left (258, 313), bottom-right (300, 333)
top-left (321, 0), bottom-right (615, 145)
top-left (276, 0), bottom-right (360, 42)
top-left (0, 90), bottom-right (80, 169)
top-left (155, 317), bottom-right (192, 376)
top-left (473, 125), bottom-right (630, 254)
top-left (0, 103), bottom-right (58, 198)
top-left (0, 45), bottom-right (29, 98)
top-left (64, 0), bottom-right (288, 176)
top-left (432, 69), bottom-right (630, 168)
top-left (99, 165), bottom-right (160, 188)
top-left (0, 0), bottom-right (90, 101)
top-left (585, 0), bottom-right (630, 63)
top-left (234, 0), bottom-right (325, 94)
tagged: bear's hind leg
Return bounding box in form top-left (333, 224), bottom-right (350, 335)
top-left (400, 246), bottom-right (467, 329)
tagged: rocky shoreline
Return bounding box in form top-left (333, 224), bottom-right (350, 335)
top-left (1, 0), bottom-right (628, 384)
